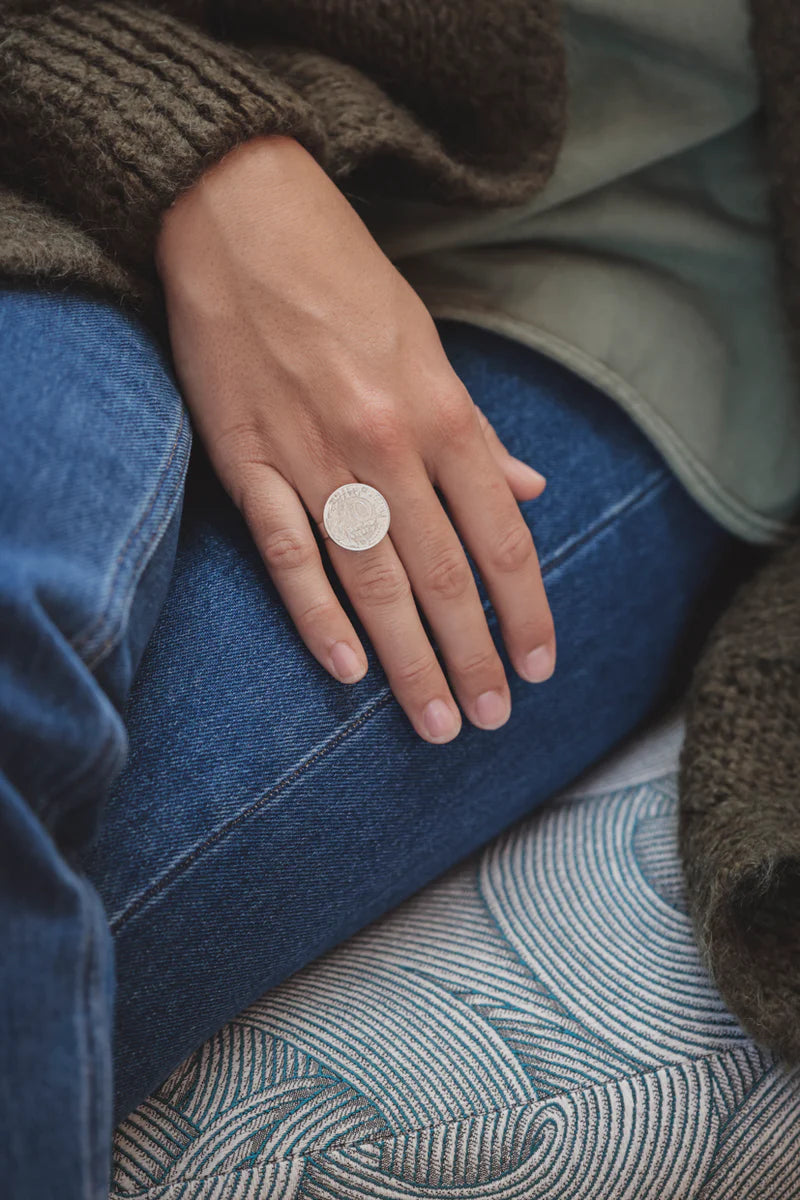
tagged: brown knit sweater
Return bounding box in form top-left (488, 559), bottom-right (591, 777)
top-left (1, 0), bottom-right (798, 1060)
top-left (0, 0), bottom-right (565, 346)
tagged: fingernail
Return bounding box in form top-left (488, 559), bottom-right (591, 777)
top-left (330, 641), bottom-right (364, 683)
top-left (522, 645), bottom-right (555, 683)
top-left (423, 698), bottom-right (459, 741)
top-left (475, 689), bottom-right (510, 729)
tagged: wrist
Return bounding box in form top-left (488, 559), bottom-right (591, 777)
top-left (155, 134), bottom-right (308, 278)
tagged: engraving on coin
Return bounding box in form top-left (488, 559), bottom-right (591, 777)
top-left (323, 483), bottom-right (391, 551)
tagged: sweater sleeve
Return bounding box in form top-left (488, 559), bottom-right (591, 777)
top-left (678, 535), bottom-right (800, 1063)
top-left (0, 1), bottom-right (329, 281)
top-left (0, 0), bottom-right (566, 314)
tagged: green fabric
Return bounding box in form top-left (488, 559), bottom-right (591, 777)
top-left (355, 0), bottom-right (800, 544)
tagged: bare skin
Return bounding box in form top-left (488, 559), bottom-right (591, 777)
top-left (155, 134), bottom-right (556, 746)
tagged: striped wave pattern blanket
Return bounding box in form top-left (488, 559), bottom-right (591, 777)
top-left (110, 715), bottom-right (800, 1199)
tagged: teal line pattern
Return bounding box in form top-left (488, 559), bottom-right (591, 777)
top-left (111, 773), bottom-right (800, 1199)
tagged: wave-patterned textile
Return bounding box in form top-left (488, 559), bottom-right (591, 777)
top-left (110, 722), bottom-right (800, 1199)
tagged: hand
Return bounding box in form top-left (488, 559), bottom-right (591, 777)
top-left (155, 134), bottom-right (556, 745)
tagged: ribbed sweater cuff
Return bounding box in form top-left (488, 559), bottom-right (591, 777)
top-left (1, 2), bottom-right (328, 279)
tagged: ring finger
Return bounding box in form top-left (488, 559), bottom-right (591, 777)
top-left (324, 464), bottom-right (515, 734)
top-left (313, 482), bottom-right (471, 746)
top-left (315, 469), bottom-right (524, 747)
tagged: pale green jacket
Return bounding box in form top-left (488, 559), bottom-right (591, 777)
top-left (359, 0), bottom-right (800, 544)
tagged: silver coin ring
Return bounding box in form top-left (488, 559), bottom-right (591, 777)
top-left (322, 483), bottom-right (391, 551)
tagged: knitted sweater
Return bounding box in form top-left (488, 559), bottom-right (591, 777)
top-left (0, 0), bottom-right (565, 345)
top-left (1, 0), bottom-right (798, 1060)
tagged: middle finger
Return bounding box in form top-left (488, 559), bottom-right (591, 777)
top-left (312, 473), bottom-right (465, 745)
top-left (355, 460), bottom-right (516, 732)
top-left (314, 457), bottom-right (514, 735)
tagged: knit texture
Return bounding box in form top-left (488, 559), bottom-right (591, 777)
top-left (0, 0), bottom-right (566, 332)
top-left (677, 0), bottom-right (800, 1064)
top-left (679, 538), bottom-right (800, 1061)
top-left (0, 0), bottom-right (799, 1058)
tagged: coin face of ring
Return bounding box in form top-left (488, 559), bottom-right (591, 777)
top-left (323, 483), bottom-right (391, 551)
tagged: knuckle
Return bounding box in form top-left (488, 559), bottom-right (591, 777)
top-left (423, 548), bottom-right (473, 601)
top-left (490, 521), bottom-right (535, 574)
top-left (259, 526), bottom-right (315, 573)
top-left (357, 403), bottom-right (408, 455)
top-left (299, 419), bottom-right (333, 475)
top-left (352, 559), bottom-right (411, 607)
top-left (433, 387), bottom-right (477, 445)
top-left (212, 420), bottom-right (265, 469)
top-left (296, 596), bottom-right (341, 628)
top-left (394, 651), bottom-right (438, 689)
top-left (456, 645), bottom-right (501, 679)
top-left (215, 428), bottom-right (272, 513)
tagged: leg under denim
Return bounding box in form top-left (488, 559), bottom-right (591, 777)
top-left (0, 291), bottom-right (743, 1196)
top-left (0, 286), bottom-right (190, 1200)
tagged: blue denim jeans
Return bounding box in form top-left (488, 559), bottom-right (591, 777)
top-left (0, 285), bottom-right (745, 1199)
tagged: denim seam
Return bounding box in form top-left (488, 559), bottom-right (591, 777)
top-left (537, 469), bottom-right (670, 576)
top-left (109, 688), bottom-right (397, 934)
top-left (478, 466), bottom-right (671, 614)
top-left (77, 879), bottom-right (116, 1200)
top-left (108, 1044), bottom-right (759, 1197)
top-left (109, 463), bottom-right (681, 937)
top-left (70, 408), bottom-right (190, 672)
top-left (84, 465), bottom-right (186, 676)
top-left (37, 419), bottom-right (189, 816)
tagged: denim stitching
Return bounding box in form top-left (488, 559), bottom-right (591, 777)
top-left (83, 468), bottom-right (187, 675)
top-left (83, 886), bottom-right (114, 1200)
top-left (110, 689), bottom-right (397, 934)
top-left (74, 406), bottom-right (188, 663)
top-left (479, 466), bottom-right (670, 615)
top-left (538, 468), bottom-right (669, 576)
top-left (71, 408), bottom-right (189, 667)
top-left (110, 466), bottom-right (676, 936)
top-left (37, 418), bottom-right (189, 817)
